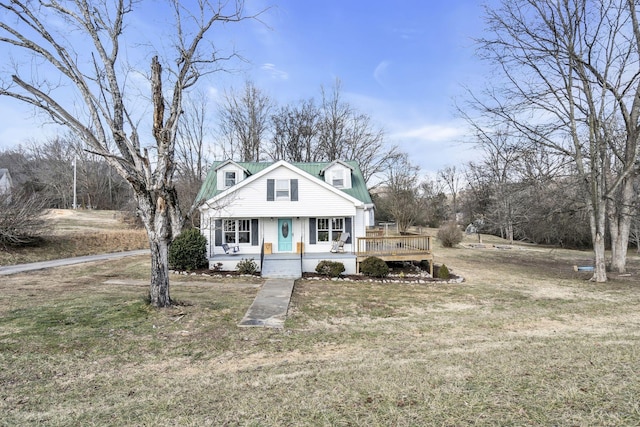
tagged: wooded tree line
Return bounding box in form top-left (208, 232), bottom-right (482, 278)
top-left (0, 78), bottom-right (398, 220)
top-left (0, 137), bottom-right (132, 210)
top-left (215, 79), bottom-right (397, 184)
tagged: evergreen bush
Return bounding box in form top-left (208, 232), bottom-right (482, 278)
top-left (315, 260), bottom-right (345, 277)
top-left (360, 256), bottom-right (390, 277)
top-left (168, 228), bottom-right (208, 271)
top-left (437, 264), bottom-right (450, 280)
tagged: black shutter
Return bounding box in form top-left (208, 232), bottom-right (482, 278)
top-left (251, 219), bottom-right (259, 246)
top-left (267, 179), bottom-right (274, 201)
top-left (214, 219), bottom-right (222, 246)
top-left (345, 217), bottom-right (352, 243)
top-left (291, 179), bottom-right (298, 201)
top-left (309, 218), bottom-right (316, 244)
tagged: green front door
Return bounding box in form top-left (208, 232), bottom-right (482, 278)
top-left (278, 218), bottom-right (293, 252)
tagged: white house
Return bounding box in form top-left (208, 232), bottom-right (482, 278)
top-left (197, 160), bottom-right (375, 277)
top-left (0, 168), bottom-right (12, 202)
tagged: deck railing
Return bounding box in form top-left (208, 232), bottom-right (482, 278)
top-left (365, 229), bottom-right (385, 237)
top-left (356, 235), bottom-right (432, 257)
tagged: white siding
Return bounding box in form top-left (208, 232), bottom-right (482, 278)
top-left (209, 166), bottom-right (358, 218)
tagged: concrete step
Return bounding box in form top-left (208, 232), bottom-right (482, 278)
top-left (261, 258), bottom-right (302, 279)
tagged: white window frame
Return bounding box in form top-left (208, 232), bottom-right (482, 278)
top-left (317, 217), bottom-right (345, 242)
top-left (224, 171), bottom-right (237, 188)
top-left (331, 169), bottom-right (345, 188)
top-left (223, 219), bottom-right (251, 244)
top-left (275, 179), bottom-right (290, 201)
top-left (317, 218), bottom-right (330, 242)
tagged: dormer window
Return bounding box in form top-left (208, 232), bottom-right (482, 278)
top-left (320, 160), bottom-right (353, 189)
top-left (224, 171), bottom-right (237, 188)
top-left (331, 170), bottom-right (345, 188)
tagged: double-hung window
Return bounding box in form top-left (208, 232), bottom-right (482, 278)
top-left (331, 170), bottom-right (345, 188)
top-left (224, 171), bottom-right (236, 188)
top-left (275, 179), bottom-right (290, 200)
top-left (317, 218), bottom-right (330, 242)
top-left (223, 219), bottom-right (250, 244)
top-left (316, 217), bottom-right (344, 242)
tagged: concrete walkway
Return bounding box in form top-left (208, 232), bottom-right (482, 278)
top-left (0, 250), bottom-right (149, 276)
top-left (238, 278), bottom-right (296, 329)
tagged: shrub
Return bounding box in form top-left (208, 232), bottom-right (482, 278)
top-left (168, 228), bottom-right (208, 271)
top-left (0, 190), bottom-right (49, 247)
top-left (236, 258), bottom-right (258, 275)
top-left (360, 256), bottom-right (390, 277)
top-left (437, 264), bottom-right (450, 280)
top-left (315, 260), bottom-right (345, 277)
top-left (437, 221), bottom-right (463, 248)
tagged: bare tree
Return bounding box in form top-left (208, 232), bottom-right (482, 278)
top-left (218, 80), bottom-right (273, 162)
top-left (473, 0), bottom-right (640, 281)
top-left (177, 89), bottom-right (212, 185)
top-left (317, 79), bottom-right (398, 184)
top-left (438, 166), bottom-right (464, 223)
top-left (27, 137), bottom-right (75, 208)
top-left (176, 89), bottom-right (214, 225)
top-left (269, 98), bottom-right (321, 162)
top-left (376, 154), bottom-right (421, 233)
top-left (0, 0), bottom-right (256, 306)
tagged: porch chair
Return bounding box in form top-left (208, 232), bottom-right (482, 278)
top-left (330, 232), bottom-right (350, 253)
top-left (222, 243), bottom-right (240, 255)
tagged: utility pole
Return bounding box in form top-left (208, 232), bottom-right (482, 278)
top-left (72, 157), bottom-right (77, 210)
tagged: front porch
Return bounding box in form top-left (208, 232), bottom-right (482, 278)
top-left (209, 249), bottom-right (357, 277)
top-left (209, 234), bottom-right (433, 276)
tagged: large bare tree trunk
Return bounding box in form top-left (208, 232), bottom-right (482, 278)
top-left (136, 189), bottom-right (181, 306)
top-left (609, 178), bottom-right (635, 273)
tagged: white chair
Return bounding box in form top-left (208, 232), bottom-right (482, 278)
top-left (330, 232), bottom-right (350, 253)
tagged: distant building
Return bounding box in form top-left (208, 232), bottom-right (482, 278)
top-left (0, 168), bottom-right (12, 201)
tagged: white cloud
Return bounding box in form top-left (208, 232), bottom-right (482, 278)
top-left (373, 60), bottom-right (390, 86)
top-left (261, 63), bottom-right (289, 80)
top-left (391, 123), bottom-right (466, 142)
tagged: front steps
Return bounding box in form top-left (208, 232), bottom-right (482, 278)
top-left (261, 255), bottom-right (302, 279)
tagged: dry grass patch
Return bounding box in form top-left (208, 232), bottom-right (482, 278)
top-left (1, 245), bottom-right (640, 425)
top-left (0, 209), bottom-right (147, 266)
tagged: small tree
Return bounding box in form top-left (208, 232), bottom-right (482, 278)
top-left (437, 264), bottom-right (451, 280)
top-left (168, 229), bottom-right (208, 271)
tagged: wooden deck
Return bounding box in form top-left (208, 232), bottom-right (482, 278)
top-left (356, 235), bottom-right (434, 275)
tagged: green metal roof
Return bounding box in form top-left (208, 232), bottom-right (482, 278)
top-left (195, 160), bottom-right (373, 206)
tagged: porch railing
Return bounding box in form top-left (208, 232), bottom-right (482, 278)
top-left (366, 229), bottom-right (385, 237)
top-left (356, 235), bottom-right (432, 257)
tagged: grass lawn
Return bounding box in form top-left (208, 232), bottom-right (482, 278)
top-left (1, 232), bottom-right (640, 426)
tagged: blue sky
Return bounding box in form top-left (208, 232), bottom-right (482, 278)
top-left (0, 0), bottom-right (495, 175)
